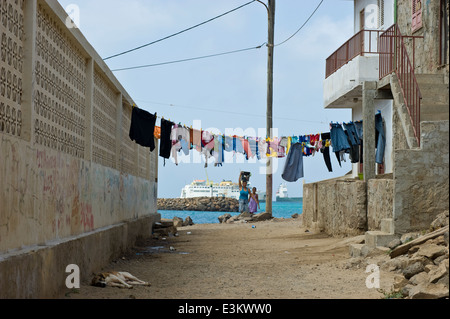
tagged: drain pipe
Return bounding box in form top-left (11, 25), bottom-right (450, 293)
top-left (394, 0), bottom-right (397, 24)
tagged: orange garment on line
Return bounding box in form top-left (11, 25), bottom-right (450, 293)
top-left (154, 126), bottom-right (161, 139)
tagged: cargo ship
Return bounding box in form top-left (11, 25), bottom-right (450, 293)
top-left (275, 184), bottom-right (302, 202)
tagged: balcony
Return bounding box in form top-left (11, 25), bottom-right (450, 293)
top-left (324, 29), bottom-right (383, 109)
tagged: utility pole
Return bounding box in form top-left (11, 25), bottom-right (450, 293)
top-left (266, 0), bottom-right (275, 216)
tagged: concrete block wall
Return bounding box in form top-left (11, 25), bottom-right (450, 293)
top-left (367, 179), bottom-right (394, 230)
top-left (0, 0), bottom-right (159, 298)
top-left (303, 179), bottom-right (367, 237)
top-left (393, 120), bottom-right (449, 234)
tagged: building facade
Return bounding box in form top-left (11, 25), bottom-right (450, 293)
top-left (0, 0), bottom-right (159, 298)
top-left (304, 0), bottom-right (449, 244)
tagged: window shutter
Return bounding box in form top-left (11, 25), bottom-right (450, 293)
top-left (412, 0), bottom-right (423, 32)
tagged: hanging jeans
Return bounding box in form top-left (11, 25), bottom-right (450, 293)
top-left (375, 113), bottom-right (386, 164)
top-left (330, 123), bottom-right (351, 153)
top-left (344, 123), bottom-right (359, 164)
top-left (354, 121), bottom-right (364, 164)
top-left (343, 122), bottom-right (360, 146)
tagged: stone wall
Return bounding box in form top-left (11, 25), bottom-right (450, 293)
top-left (393, 121), bottom-right (449, 234)
top-left (0, 0), bottom-right (159, 298)
top-left (367, 178), bottom-right (394, 230)
top-left (303, 178), bottom-right (367, 237)
top-left (397, 0), bottom-right (449, 78)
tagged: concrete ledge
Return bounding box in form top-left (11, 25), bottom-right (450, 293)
top-left (365, 231), bottom-right (399, 249)
top-left (0, 214), bottom-right (160, 299)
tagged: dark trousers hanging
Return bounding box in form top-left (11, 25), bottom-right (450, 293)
top-left (160, 118), bottom-right (174, 161)
top-left (321, 133), bottom-right (333, 172)
top-left (129, 107), bottom-right (157, 152)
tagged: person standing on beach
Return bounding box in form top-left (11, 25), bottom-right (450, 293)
top-left (238, 172), bottom-right (250, 213)
top-left (248, 187), bottom-right (260, 215)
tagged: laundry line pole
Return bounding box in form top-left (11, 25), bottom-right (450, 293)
top-left (266, 0), bottom-right (275, 216)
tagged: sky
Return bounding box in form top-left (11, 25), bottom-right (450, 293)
top-left (57, 0), bottom-right (355, 199)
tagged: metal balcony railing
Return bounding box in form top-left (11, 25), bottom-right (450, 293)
top-left (379, 24), bottom-right (423, 147)
top-left (325, 29), bottom-right (384, 79)
top-left (325, 24), bottom-right (423, 147)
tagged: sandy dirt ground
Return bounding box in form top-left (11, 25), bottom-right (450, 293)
top-left (64, 218), bottom-right (396, 299)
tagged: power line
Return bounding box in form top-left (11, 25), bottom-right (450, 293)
top-left (134, 99), bottom-right (328, 125)
top-left (111, 43), bottom-right (266, 72)
top-left (103, 0), bottom-right (257, 61)
top-left (274, 0), bottom-right (324, 47)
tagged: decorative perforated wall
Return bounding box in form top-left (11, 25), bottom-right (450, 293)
top-left (0, 0), bottom-right (24, 137)
top-left (34, 2), bottom-right (86, 158)
top-left (93, 68), bottom-right (117, 169)
top-left (1, 0), bottom-right (156, 180)
top-left (120, 102), bottom-right (138, 176)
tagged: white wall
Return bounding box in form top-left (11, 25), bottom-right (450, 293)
top-left (354, 0), bottom-right (395, 32)
top-left (376, 99), bottom-right (394, 174)
top-left (350, 99), bottom-right (393, 177)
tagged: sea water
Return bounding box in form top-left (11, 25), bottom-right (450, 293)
top-left (160, 201), bottom-right (303, 225)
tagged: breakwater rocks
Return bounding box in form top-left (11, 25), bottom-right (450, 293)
top-left (158, 197), bottom-right (239, 212)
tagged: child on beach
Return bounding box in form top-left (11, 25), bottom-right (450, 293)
top-left (249, 187), bottom-right (260, 214)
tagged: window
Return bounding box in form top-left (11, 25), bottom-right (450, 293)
top-left (412, 0), bottom-right (423, 32)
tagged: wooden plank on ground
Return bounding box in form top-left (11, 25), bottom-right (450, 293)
top-left (390, 225), bottom-right (449, 259)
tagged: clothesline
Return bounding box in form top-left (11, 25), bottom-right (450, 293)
top-left (129, 106), bottom-right (386, 181)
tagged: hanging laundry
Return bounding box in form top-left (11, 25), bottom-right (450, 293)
top-left (179, 126), bottom-right (191, 156)
top-left (281, 143), bottom-right (304, 182)
top-left (321, 132), bottom-right (333, 172)
top-left (266, 138), bottom-right (276, 157)
top-left (240, 138), bottom-right (253, 160)
top-left (192, 129), bottom-right (202, 152)
top-left (171, 124), bottom-right (182, 165)
top-left (310, 134), bottom-right (320, 146)
top-left (299, 135), bottom-right (313, 157)
top-left (189, 127), bottom-right (194, 150)
top-left (154, 126), bottom-right (161, 140)
top-left (258, 138), bottom-right (267, 159)
top-left (129, 107), bottom-right (157, 152)
top-left (201, 131), bottom-right (215, 168)
top-left (343, 122), bottom-right (360, 164)
top-left (234, 136), bottom-right (245, 154)
top-left (330, 123), bottom-right (351, 153)
top-left (279, 137), bottom-right (289, 155)
top-left (330, 123), bottom-right (351, 167)
top-left (213, 135), bottom-right (225, 167)
top-left (224, 136), bottom-right (234, 152)
top-left (202, 131), bottom-right (215, 150)
top-left (160, 118), bottom-right (174, 160)
top-left (266, 137), bottom-right (284, 158)
top-left (375, 113), bottom-right (386, 165)
top-left (248, 137), bottom-right (260, 160)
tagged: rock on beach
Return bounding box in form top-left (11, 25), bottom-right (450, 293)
top-left (158, 197), bottom-right (239, 212)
